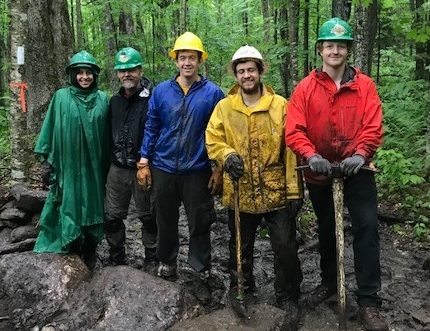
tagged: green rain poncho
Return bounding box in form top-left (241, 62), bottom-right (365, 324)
top-left (33, 86), bottom-right (110, 253)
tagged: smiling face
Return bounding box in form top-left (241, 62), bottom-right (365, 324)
top-left (235, 60), bottom-right (261, 95)
top-left (116, 66), bottom-right (142, 92)
top-left (319, 41), bottom-right (349, 70)
top-left (175, 50), bottom-right (201, 80)
top-left (76, 68), bottom-right (94, 89)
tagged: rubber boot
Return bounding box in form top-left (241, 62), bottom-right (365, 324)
top-left (105, 219), bottom-right (126, 265)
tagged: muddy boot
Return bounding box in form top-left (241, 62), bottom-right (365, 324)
top-left (81, 236), bottom-right (98, 271)
top-left (157, 261), bottom-right (177, 279)
top-left (144, 247), bottom-right (158, 263)
top-left (358, 307), bottom-right (389, 331)
top-left (302, 284), bottom-right (336, 309)
top-left (278, 300), bottom-right (299, 331)
top-left (105, 219), bottom-right (126, 265)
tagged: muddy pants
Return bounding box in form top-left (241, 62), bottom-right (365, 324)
top-left (152, 167), bottom-right (214, 272)
top-left (228, 207), bottom-right (302, 302)
top-left (307, 170), bottom-right (382, 307)
top-left (105, 164), bottom-right (157, 262)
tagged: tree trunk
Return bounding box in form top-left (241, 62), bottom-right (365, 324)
top-left (0, 0), bottom-right (10, 109)
top-left (413, 0), bottom-right (430, 81)
top-left (75, 0), bottom-right (85, 50)
top-left (303, 0), bottom-right (309, 76)
top-left (312, 0), bottom-right (320, 69)
top-left (353, 0), bottom-right (377, 76)
top-left (104, 2), bottom-right (118, 92)
top-left (119, 9), bottom-right (134, 39)
top-left (261, 0), bottom-right (271, 42)
top-left (279, 5), bottom-right (289, 96)
top-left (332, 0), bottom-right (352, 20)
top-left (288, 0), bottom-right (300, 88)
top-left (243, 0), bottom-right (249, 38)
top-left (179, 0), bottom-right (188, 33)
top-left (9, 0), bottom-right (72, 184)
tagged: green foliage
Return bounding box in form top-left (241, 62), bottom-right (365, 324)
top-left (375, 77), bottom-right (430, 241)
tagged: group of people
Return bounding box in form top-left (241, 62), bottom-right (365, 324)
top-left (33, 17), bottom-right (388, 331)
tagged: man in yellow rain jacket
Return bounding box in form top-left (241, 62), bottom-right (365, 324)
top-left (206, 46), bottom-right (304, 324)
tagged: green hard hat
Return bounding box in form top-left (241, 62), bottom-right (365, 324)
top-left (317, 17), bottom-right (353, 42)
top-left (114, 47), bottom-right (143, 70)
top-left (66, 50), bottom-right (100, 74)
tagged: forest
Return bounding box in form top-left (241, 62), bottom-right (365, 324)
top-left (0, 0), bottom-right (429, 241)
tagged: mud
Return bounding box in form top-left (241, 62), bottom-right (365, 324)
top-left (95, 198), bottom-right (430, 330)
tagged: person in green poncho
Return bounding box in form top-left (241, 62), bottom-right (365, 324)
top-left (33, 50), bottom-right (110, 270)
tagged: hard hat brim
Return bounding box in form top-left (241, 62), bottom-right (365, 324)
top-left (66, 63), bottom-right (101, 74)
top-left (114, 63), bottom-right (143, 70)
top-left (317, 36), bottom-right (354, 42)
top-left (169, 48), bottom-right (208, 61)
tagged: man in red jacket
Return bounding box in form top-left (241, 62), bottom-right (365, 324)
top-left (286, 17), bottom-right (388, 331)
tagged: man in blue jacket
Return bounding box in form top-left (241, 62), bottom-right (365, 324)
top-left (137, 32), bottom-right (224, 278)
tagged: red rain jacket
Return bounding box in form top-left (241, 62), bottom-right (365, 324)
top-left (285, 67), bottom-right (383, 184)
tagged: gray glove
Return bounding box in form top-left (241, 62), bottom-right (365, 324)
top-left (340, 154), bottom-right (365, 176)
top-left (224, 153), bottom-right (244, 181)
top-left (308, 154), bottom-right (332, 176)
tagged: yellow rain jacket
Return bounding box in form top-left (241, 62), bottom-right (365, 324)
top-left (206, 84), bottom-right (303, 213)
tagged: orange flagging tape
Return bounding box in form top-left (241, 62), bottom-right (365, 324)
top-left (10, 82), bottom-right (28, 113)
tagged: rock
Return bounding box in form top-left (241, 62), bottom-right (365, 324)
top-left (10, 225), bottom-right (38, 243)
top-left (0, 185), bottom-right (12, 207)
top-left (0, 252), bottom-right (90, 330)
top-left (46, 266), bottom-right (191, 331)
top-left (0, 220), bottom-right (20, 230)
top-left (171, 304), bottom-right (285, 330)
top-left (0, 206), bottom-right (28, 223)
top-left (10, 184), bottom-right (47, 213)
top-left (0, 238), bottom-right (36, 254)
top-left (0, 228), bottom-right (11, 246)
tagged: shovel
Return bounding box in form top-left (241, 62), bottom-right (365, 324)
top-left (230, 179), bottom-right (250, 319)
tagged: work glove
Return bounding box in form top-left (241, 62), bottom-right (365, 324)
top-left (224, 153), bottom-right (244, 181)
top-left (340, 154), bottom-right (365, 177)
top-left (287, 199), bottom-right (304, 220)
top-left (208, 166), bottom-right (223, 195)
top-left (137, 162), bottom-right (152, 190)
top-left (308, 154), bottom-right (332, 176)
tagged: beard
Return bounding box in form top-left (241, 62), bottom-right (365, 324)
top-left (121, 79), bottom-right (139, 89)
top-left (240, 81), bottom-right (261, 95)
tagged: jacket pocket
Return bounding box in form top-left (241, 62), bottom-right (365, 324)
top-left (263, 166), bottom-right (286, 191)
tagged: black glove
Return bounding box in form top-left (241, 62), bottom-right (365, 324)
top-left (308, 154), bottom-right (332, 176)
top-left (287, 199), bottom-right (304, 220)
top-left (340, 154), bottom-right (365, 176)
top-left (224, 153), bottom-right (244, 181)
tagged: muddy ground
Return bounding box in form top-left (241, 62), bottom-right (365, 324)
top-left (94, 198), bottom-right (430, 331)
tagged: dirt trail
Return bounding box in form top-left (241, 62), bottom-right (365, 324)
top-left (96, 199), bottom-right (430, 330)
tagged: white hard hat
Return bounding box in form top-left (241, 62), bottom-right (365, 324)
top-left (231, 45), bottom-right (263, 62)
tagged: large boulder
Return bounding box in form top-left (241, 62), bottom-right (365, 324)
top-left (0, 252), bottom-right (90, 330)
top-left (43, 266), bottom-right (192, 331)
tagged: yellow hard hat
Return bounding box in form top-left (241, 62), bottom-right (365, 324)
top-left (168, 32), bottom-right (208, 61)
